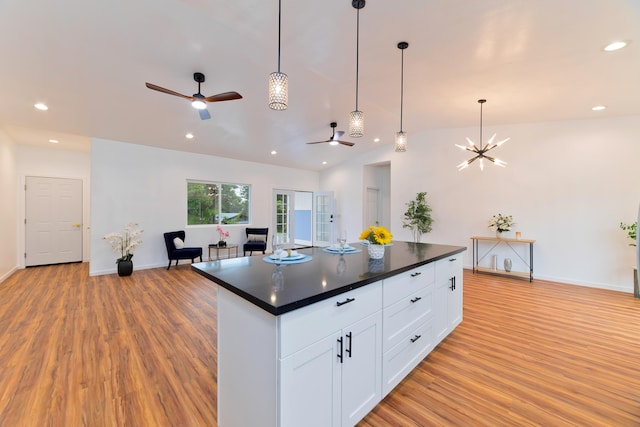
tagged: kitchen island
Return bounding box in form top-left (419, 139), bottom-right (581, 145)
top-left (192, 241), bottom-right (466, 427)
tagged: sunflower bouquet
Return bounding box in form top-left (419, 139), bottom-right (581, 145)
top-left (359, 225), bottom-right (393, 245)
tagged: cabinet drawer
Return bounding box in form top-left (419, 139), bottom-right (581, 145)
top-left (435, 256), bottom-right (462, 283)
top-left (279, 281), bottom-right (382, 358)
top-left (383, 263), bottom-right (435, 307)
top-left (382, 286), bottom-right (433, 352)
top-left (382, 319), bottom-right (434, 396)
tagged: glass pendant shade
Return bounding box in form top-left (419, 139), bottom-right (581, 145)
top-left (268, 71), bottom-right (288, 111)
top-left (394, 131), bottom-right (407, 152)
top-left (349, 110), bottom-right (364, 138)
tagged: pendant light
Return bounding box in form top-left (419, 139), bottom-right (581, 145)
top-left (268, 0), bottom-right (288, 110)
top-left (349, 0), bottom-right (365, 137)
top-left (456, 99), bottom-right (509, 171)
top-left (394, 41), bottom-right (409, 152)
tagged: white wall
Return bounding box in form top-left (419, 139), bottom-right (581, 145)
top-left (15, 145), bottom-right (92, 266)
top-left (321, 115), bottom-right (640, 293)
top-left (90, 139), bottom-right (320, 275)
top-left (0, 130), bottom-right (17, 282)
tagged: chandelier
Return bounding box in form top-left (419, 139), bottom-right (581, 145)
top-left (456, 99), bottom-right (509, 171)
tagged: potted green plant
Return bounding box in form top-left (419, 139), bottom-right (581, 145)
top-left (620, 221), bottom-right (638, 298)
top-left (402, 192), bottom-right (433, 243)
top-left (620, 222), bottom-right (637, 246)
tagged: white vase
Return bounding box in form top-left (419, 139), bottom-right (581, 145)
top-left (368, 244), bottom-right (385, 259)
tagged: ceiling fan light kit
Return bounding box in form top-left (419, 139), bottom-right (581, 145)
top-left (394, 41), bottom-right (409, 152)
top-left (268, 0), bottom-right (288, 110)
top-left (456, 99), bottom-right (509, 171)
top-left (306, 122), bottom-right (355, 147)
top-left (349, 0), bottom-right (366, 138)
top-left (145, 72), bottom-right (242, 121)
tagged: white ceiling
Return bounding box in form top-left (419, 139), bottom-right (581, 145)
top-left (1, 0), bottom-right (638, 171)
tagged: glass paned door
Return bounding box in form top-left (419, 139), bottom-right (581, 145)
top-left (313, 192), bottom-right (334, 247)
top-left (274, 190), bottom-right (291, 244)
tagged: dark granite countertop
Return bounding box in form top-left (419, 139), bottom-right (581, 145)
top-left (192, 241), bottom-right (466, 315)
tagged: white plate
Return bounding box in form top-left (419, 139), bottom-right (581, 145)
top-left (270, 253), bottom-right (305, 261)
top-left (326, 246), bottom-right (356, 252)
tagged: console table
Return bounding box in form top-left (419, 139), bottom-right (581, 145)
top-left (208, 243), bottom-right (239, 261)
top-left (471, 236), bottom-right (535, 282)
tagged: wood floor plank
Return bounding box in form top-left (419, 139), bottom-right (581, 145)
top-left (1, 263), bottom-right (639, 426)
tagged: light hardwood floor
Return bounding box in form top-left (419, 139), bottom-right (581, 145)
top-left (0, 263), bottom-right (639, 426)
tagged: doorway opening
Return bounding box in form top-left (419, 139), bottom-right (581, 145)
top-left (273, 190), bottom-right (335, 248)
top-left (363, 162), bottom-right (390, 229)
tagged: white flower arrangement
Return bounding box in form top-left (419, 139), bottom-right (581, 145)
top-left (104, 222), bottom-right (143, 263)
top-left (488, 214), bottom-right (514, 233)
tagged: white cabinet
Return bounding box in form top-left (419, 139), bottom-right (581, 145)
top-left (381, 263), bottom-right (435, 395)
top-left (214, 251), bottom-right (464, 427)
top-left (434, 256), bottom-right (463, 345)
top-left (280, 331), bottom-right (342, 427)
top-left (279, 282), bottom-right (383, 427)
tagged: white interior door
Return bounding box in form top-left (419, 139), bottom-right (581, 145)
top-left (25, 176), bottom-right (83, 266)
top-left (313, 191), bottom-right (334, 247)
top-left (365, 187), bottom-right (380, 227)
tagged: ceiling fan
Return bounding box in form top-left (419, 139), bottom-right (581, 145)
top-left (306, 122), bottom-right (354, 147)
top-left (145, 72), bottom-right (242, 120)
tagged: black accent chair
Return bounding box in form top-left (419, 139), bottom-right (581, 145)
top-left (163, 231), bottom-right (203, 270)
top-left (243, 227), bottom-right (269, 256)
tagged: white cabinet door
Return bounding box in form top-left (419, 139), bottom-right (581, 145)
top-left (281, 312), bottom-right (382, 427)
top-left (342, 311), bottom-right (382, 427)
top-left (448, 258), bottom-right (463, 329)
top-left (434, 256), bottom-right (463, 345)
top-left (433, 275), bottom-right (450, 345)
top-left (281, 331), bottom-right (342, 427)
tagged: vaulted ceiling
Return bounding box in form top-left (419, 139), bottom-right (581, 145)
top-left (1, 0), bottom-right (638, 171)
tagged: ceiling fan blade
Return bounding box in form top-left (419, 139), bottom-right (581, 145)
top-left (204, 91), bottom-right (243, 102)
top-left (337, 140), bottom-right (355, 147)
top-left (199, 108), bottom-right (211, 120)
top-left (145, 83), bottom-right (193, 100)
top-left (306, 139), bottom-right (332, 145)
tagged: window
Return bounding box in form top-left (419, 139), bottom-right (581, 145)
top-left (187, 181), bottom-right (250, 225)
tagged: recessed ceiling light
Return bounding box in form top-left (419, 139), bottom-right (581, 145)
top-left (271, 150), bottom-right (277, 155)
top-left (322, 161), bottom-right (327, 165)
top-left (374, 138), bottom-right (380, 143)
top-left (185, 133), bottom-right (194, 139)
top-left (592, 105), bottom-right (606, 111)
top-left (49, 139), bottom-right (59, 143)
top-left (34, 103), bottom-right (48, 111)
top-left (604, 40), bottom-right (629, 52)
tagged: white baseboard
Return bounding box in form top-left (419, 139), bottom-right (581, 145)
top-left (0, 265), bottom-right (20, 283)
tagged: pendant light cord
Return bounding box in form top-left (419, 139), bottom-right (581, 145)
top-left (479, 101), bottom-right (483, 148)
top-left (277, 0), bottom-right (282, 73)
top-left (355, 7), bottom-right (360, 110)
top-left (400, 48), bottom-right (404, 132)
